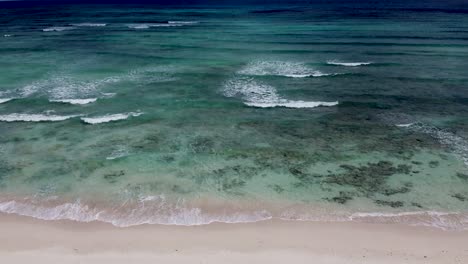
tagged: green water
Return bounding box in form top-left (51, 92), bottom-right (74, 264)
top-left (0, 4), bottom-right (468, 227)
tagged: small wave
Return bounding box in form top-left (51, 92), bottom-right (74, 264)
top-left (238, 61), bottom-right (331, 78)
top-left (81, 112), bottom-right (143, 124)
top-left (327, 60), bottom-right (372, 67)
top-left (42, 27), bottom-right (75, 32)
top-left (0, 198), bottom-right (466, 229)
top-left (70, 23), bottom-right (107, 27)
top-left (396, 123), bottom-right (415, 128)
top-left (18, 75), bottom-right (121, 99)
top-left (246, 101), bottom-right (339, 108)
top-left (106, 145), bottom-right (130, 160)
top-left (223, 77), bottom-right (338, 109)
top-left (3, 34), bottom-right (12, 37)
top-left (397, 122), bottom-right (468, 166)
top-left (127, 23), bottom-right (184, 29)
top-left (50, 98), bottom-right (97, 105)
top-left (0, 98), bottom-right (14, 104)
top-left (0, 113), bottom-right (79, 122)
top-left (101, 92), bottom-right (116, 98)
top-left (168, 21), bottom-right (199, 24)
top-left (348, 211), bottom-right (468, 230)
top-left (0, 198), bottom-right (272, 227)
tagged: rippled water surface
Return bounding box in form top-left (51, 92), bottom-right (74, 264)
top-left (1, 2), bottom-right (468, 228)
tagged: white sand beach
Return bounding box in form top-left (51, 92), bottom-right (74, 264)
top-left (0, 214), bottom-right (467, 264)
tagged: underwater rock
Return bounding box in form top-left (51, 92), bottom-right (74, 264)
top-left (411, 202), bottom-right (423, 208)
top-left (375, 200), bottom-right (404, 208)
top-left (269, 184), bottom-right (285, 194)
top-left (456, 172), bottom-right (468, 181)
top-left (452, 193), bottom-right (466, 202)
top-left (326, 191), bottom-right (354, 204)
top-left (219, 178), bottom-right (246, 192)
top-left (103, 170), bottom-right (125, 183)
top-left (382, 182), bottom-right (413, 196)
top-left (212, 165), bottom-right (257, 180)
top-left (190, 136), bottom-right (215, 153)
top-left (428, 160), bottom-right (440, 168)
top-left (326, 161), bottom-right (412, 197)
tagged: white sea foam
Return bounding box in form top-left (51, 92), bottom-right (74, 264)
top-left (397, 122), bottom-right (468, 166)
top-left (70, 23), bottom-right (107, 27)
top-left (246, 101), bottom-right (339, 108)
top-left (18, 75), bottom-right (121, 99)
top-left (50, 98), bottom-right (97, 105)
top-left (42, 26), bottom-right (75, 32)
top-left (348, 211), bottom-right (468, 230)
top-left (127, 23), bottom-right (184, 29)
top-left (223, 77), bottom-right (338, 109)
top-left (4, 34), bottom-right (12, 37)
top-left (0, 198), bottom-right (272, 227)
top-left (81, 112), bottom-right (143, 124)
top-left (168, 21), bottom-right (199, 24)
top-left (0, 98), bottom-right (14, 104)
top-left (396, 123), bottom-right (415, 128)
top-left (238, 61), bottom-right (332, 78)
top-left (0, 113), bottom-right (79, 122)
top-left (101, 92), bottom-right (117, 98)
top-left (106, 146), bottom-right (130, 160)
top-left (0, 197), bottom-right (466, 229)
top-left (327, 60), bottom-right (372, 67)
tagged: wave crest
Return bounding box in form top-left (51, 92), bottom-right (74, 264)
top-left (0, 98), bottom-right (14, 104)
top-left (50, 98), bottom-right (97, 105)
top-left (0, 197), bottom-right (466, 230)
top-left (42, 27), bottom-right (75, 32)
top-left (327, 60), bottom-right (372, 67)
top-left (70, 23), bottom-right (107, 27)
top-left (238, 61), bottom-right (332, 78)
top-left (223, 77), bottom-right (338, 108)
top-left (81, 112), bottom-right (143, 124)
top-left (0, 113), bottom-right (80, 122)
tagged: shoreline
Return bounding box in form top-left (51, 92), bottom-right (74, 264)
top-left (1, 213), bottom-right (467, 263)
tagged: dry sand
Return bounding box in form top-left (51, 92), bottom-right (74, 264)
top-left (0, 213), bottom-right (467, 263)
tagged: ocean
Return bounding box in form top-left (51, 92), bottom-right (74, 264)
top-left (1, 1), bottom-right (468, 229)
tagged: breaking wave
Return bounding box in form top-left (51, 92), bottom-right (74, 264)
top-left (238, 61), bottom-right (334, 78)
top-left (127, 21), bottom-right (196, 29)
top-left (81, 112), bottom-right (143, 124)
top-left (0, 197), bottom-right (466, 230)
top-left (327, 60), bottom-right (372, 67)
top-left (106, 145), bottom-right (130, 160)
top-left (168, 21), bottom-right (199, 24)
top-left (396, 122), bottom-right (468, 166)
top-left (50, 98), bottom-right (98, 105)
top-left (42, 26), bottom-right (75, 32)
top-left (223, 77), bottom-right (338, 108)
top-left (0, 113), bottom-right (80, 122)
top-left (70, 23), bottom-right (107, 27)
top-left (0, 98), bottom-right (14, 104)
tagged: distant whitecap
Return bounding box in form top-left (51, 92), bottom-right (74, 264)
top-left (0, 98), bottom-right (14, 104)
top-left (81, 112), bottom-right (143, 124)
top-left (0, 113), bottom-right (80, 122)
top-left (42, 26), bottom-right (75, 32)
top-left (70, 23), bottom-right (107, 27)
top-left (327, 60), bottom-right (372, 67)
top-left (238, 61), bottom-right (333, 78)
top-left (50, 98), bottom-right (98, 105)
top-left (223, 77), bottom-right (338, 109)
top-left (168, 21), bottom-right (199, 24)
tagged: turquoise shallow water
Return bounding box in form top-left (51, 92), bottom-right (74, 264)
top-left (1, 3), bottom-right (468, 228)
